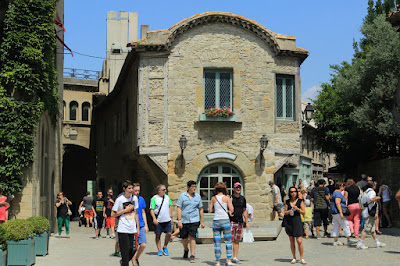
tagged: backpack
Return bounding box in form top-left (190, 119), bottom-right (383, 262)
top-left (358, 188), bottom-right (366, 210)
top-left (361, 188), bottom-right (377, 216)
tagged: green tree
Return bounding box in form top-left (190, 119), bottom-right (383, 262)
top-left (0, 0), bottom-right (58, 195)
top-left (313, 1), bottom-right (400, 170)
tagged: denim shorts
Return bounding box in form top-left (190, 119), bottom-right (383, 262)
top-left (138, 226), bottom-right (147, 244)
top-left (154, 221), bottom-right (172, 235)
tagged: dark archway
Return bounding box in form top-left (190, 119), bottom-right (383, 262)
top-left (62, 144), bottom-right (96, 217)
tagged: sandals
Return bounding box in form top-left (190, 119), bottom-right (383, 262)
top-left (301, 259), bottom-right (307, 265)
top-left (376, 230), bottom-right (383, 235)
top-left (291, 259), bottom-right (296, 264)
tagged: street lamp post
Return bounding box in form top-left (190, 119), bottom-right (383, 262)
top-left (179, 134), bottom-right (187, 168)
top-left (259, 134), bottom-right (269, 168)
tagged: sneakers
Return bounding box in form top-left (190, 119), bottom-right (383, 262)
top-left (316, 235), bottom-right (321, 240)
top-left (324, 232), bottom-right (331, 238)
top-left (333, 241), bottom-right (344, 246)
top-left (106, 235), bottom-right (110, 239)
top-left (112, 252), bottom-right (119, 257)
top-left (163, 247), bottom-right (169, 256)
top-left (183, 249), bottom-right (189, 259)
top-left (232, 258), bottom-right (242, 264)
top-left (376, 242), bottom-right (386, 248)
top-left (215, 262), bottom-right (221, 266)
top-left (158, 250), bottom-right (163, 256)
top-left (226, 260), bottom-right (234, 266)
top-left (356, 244), bottom-right (368, 249)
top-left (95, 236), bottom-right (99, 240)
top-left (347, 239), bottom-right (357, 246)
top-left (111, 234), bottom-right (116, 239)
top-left (190, 255), bottom-right (195, 263)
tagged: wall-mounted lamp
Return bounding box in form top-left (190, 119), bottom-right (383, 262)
top-left (302, 103), bottom-right (315, 128)
top-left (69, 129), bottom-right (78, 140)
top-left (179, 134), bottom-right (187, 167)
top-left (259, 134), bottom-right (268, 167)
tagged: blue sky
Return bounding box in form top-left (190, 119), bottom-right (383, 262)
top-left (64, 0), bottom-right (369, 101)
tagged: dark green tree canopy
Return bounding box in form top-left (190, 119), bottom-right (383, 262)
top-left (313, 0), bottom-right (400, 170)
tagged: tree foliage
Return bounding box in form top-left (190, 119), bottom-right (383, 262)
top-left (0, 0), bottom-right (58, 195)
top-left (313, 0), bottom-right (400, 170)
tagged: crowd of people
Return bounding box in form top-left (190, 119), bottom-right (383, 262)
top-left (274, 175), bottom-right (393, 264)
top-left (51, 174), bottom-right (398, 266)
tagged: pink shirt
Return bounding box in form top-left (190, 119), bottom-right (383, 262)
top-left (0, 196), bottom-right (9, 222)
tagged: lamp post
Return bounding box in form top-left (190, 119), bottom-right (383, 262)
top-left (69, 129), bottom-right (78, 140)
top-left (179, 134), bottom-right (187, 168)
top-left (259, 134), bottom-right (268, 168)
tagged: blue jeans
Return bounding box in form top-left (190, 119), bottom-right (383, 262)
top-left (213, 219), bottom-right (232, 261)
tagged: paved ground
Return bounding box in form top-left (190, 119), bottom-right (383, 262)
top-left (36, 221), bottom-right (400, 266)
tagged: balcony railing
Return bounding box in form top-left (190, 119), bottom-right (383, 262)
top-left (64, 68), bottom-right (99, 80)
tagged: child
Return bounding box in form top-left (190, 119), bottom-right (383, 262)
top-left (303, 199), bottom-right (314, 238)
top-left (92, 191), bottom-right (106, 239)
top-left (0, 188), bottom-right (9, 224)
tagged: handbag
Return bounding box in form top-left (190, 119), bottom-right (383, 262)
top-left (342, 206), bottom-right (351, 216)
top-left (66, 203), bottom-right (72, 216)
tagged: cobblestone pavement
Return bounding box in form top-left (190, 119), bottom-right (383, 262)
top-left (36, 221), bottom-right (400, 266)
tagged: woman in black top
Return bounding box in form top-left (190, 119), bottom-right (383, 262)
top-left (345, 178), bottom-right (361, 238)
top-left (55, 191), bottom-right (72, 238)
top-left (284, 186), bottom-right (306, 265)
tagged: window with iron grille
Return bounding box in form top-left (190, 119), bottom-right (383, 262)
top-left (276, 76), bottom-right (295, 120)
top-left (204, 70), bottom-right (233, 109)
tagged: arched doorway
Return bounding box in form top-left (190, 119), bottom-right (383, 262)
top-left (197, 163), bottom-right (244, 213)
top-left (62, 144), bottom-right (96, 217)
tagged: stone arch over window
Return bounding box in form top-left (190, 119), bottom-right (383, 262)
top-left (82, 102), bottom-right (90, 121)
top-left (69, 101), bottom-right (78, 120)
top-left (197, 163), bottom-right (244, 213)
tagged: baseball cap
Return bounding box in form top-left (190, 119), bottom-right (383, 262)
top-left (233, 182), bottom-right (242, 188)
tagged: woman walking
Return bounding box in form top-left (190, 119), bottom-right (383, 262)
top-left (379, 180), bottom-right (393, 228)
top-left (330, 181), bottom-right (357, 246)
top-left (209, 182), bottom-right (234, 266)
top-left (345, 178), bottom-right (361, 238)
top-left (284, 186), bottom-right (306, 264)
top-left (55, 191), bottom-right (72, 238)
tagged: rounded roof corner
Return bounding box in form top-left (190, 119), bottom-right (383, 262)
top-left (166, 12), bottom-right (281, 54)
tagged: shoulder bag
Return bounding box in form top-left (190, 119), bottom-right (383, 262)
top-left (155, 195), bottom-right (165, 219)
top-left (65, 200), bottom-right (72, 216)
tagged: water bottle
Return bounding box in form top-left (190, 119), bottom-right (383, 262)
top-left (290, 207), bottom-right (295, 216)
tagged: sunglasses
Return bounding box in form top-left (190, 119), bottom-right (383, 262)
top-left (289, 190), bottom-right (297, 193)
top-left (162, 189), bottom-right (167, 191)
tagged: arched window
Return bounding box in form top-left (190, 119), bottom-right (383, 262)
top-left (69, 101), bottom-right (78, 120)
top-left (82, 102), bottom-right (90, 121)
top-left (198, 163), bottom-right (244, 213)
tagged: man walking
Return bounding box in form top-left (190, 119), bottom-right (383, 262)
top-left (92, 191), bottom-right (106, 239)
top-left (269, 180), bottom-right (283, 220)
top-left (150, 184), bottom-right (173, 256)
top-left (112, 181), bottom-right (140, 266)
top-left (357, 182), bottom-right (386, 249)
top-left (132, 183), bottom-right (148, 266)
top-left (104, 188), bottom-right (116, 238)
top-left (79, 191), bottom-right (93, 227)
top-left (311, 179), bottom-right (330, 239)
top-left (176, 180), bottom-right (205, 263)
top-left (230, 182), bottom-right (249, 264)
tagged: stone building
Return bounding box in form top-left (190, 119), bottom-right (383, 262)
top-left (10, 0), bottom-right (64, 229)
top-left (95, 12), bottom-right (308, 220)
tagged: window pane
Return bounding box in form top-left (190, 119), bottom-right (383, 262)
top-left (209, 166), bottom-right (218, 173)
top-left (223, 176), bottom-right (231, 189)
top-left (285, 78), bottom-right (293, 118)
top-left (82, 103), bottom-right (90, 121)
top-left (222, 166), bottom-right (231, 174)
top-left (232, 176), bottom-right (240, 185)
top-left (210, 176), bottom-right (218, 188)
top-left (219, 72), bottom-right (231, 108)
top-left (200, 177), bottom-right (208, 188)
top-left (276, 79), bottom-right (283, 117)
top-left (204, 72), bottom-right (216, 109)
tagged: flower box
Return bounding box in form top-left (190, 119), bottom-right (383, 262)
top-left (34, 231), bottom-right (49, 256)
top-left (0, 246), bottom-right (7, 266)
top-left (7, 238), bottom-right (35, 266)
top-left (200, 114), bottom-right (237, 122)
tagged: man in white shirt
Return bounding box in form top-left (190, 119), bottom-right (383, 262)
top-left (357, 182), bottom-right (386, 250)
top-left (112, 181), bottom-right (139, 266)
top-left (150, 184), bottom-right (173, 256)
top-left (246, 203), bottom-right (254, 222)
top-left (269, 180), bottom-right (283, 220)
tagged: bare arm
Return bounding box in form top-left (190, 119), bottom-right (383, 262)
top-left (92, 205), bottom-right (97, 217)
top-left (111, 204), bottom-right (134, 218)
top-left (199, 207), bottom-right (205, 228)
top-left (135, 209), bottom-right (140, 235)
top-left (209, 196), bottom-right (215, 213)
top-left (335, 197), bottom-right (343, 218)
top-left (177, 206), bottom-right (183, 229)
top-left (299, 200), bottom-right (305, 215)
top-left (227, 196), bottom-right (234, 213)
top-left (142, 209), bottom-right (148, 232)
top-left (243, 208), bottom-right (249, 228)
top-left (150, 209), bottom-right (158, 225)
top-left (169, 205), bottom-right (172, 218)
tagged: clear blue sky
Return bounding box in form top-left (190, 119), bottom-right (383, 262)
top-left (64, 0), bottom-right (369, 101)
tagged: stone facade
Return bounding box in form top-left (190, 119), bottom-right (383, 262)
top-left (95, 12), bottom-right (308, 221)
